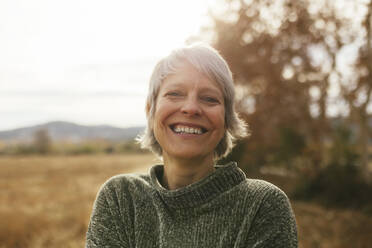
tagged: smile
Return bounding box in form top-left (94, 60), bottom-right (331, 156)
top-left (169, 124), bottom-right (207, 135)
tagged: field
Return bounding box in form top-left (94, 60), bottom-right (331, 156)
top-left (1, 154), bottom-right (372, 247)
top-left (0, 154), bottom-right (158, 248)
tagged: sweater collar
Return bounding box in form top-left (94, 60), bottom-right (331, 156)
top-left (150, 162), bottom-right (246, 209)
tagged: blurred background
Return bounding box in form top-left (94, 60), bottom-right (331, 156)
top-left (1, 0), bottom-right (372, 247)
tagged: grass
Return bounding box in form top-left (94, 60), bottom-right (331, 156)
top-left (1, 154), bottom-right (372, 247)
top-left (0, 154), bottom-right (158, 248)
top-left (294, 201), bottom-right (372, 248)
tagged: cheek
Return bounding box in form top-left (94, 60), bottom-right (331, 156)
top-left (153, 100), bottom-right (174, 128)
top-left (209, 108), bottom-right (226, 139)
top-left (214, 108), bottom-right (225, 128)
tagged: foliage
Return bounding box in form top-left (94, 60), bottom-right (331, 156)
top-left (293, 124), bottom-right (372, 211)
top-left (294, 163), bottom-right (372, 211)
top-left (0, 140), bottom-right (147, 156)
top-left (206, 0), bottom-right (372, 208)
top-left (115, 140), bottom-right (149, 154)
top-left (274, 127), bottom-right (306, 164)
top-left (218, 140), bottom-right (246, 164)
top-left (33, 129), bottom-right (52, 154)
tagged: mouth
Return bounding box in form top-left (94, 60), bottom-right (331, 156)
top-left (169, 123), bottom-right (208, 135)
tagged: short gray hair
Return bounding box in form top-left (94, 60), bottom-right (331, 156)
top-left (136, 43), bottom-right (249, 160)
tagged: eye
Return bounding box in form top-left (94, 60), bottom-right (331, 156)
top-left (164, 91), bottom-right (183, 98)
top-left (167, 91), bottom-right (180, 96)
top-left (202, 96), bottom-right (220, 104)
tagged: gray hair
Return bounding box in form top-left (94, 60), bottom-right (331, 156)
top-left (136, 43), bottom-right (249, 160)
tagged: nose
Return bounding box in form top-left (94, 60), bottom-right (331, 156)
top-left (180, 96), bottom-right (201, 116)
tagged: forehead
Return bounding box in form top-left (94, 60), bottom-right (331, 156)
top-left (160, 61), bottom-right (223, 95)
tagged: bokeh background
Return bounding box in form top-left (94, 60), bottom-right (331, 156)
top-left (1, 0), bottom-right (372, 247)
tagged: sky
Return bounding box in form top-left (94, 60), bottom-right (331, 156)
top-left (0, 0), bottom-right (215, 131)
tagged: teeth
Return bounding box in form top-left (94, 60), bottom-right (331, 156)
top-left (172, 125), bottom-right (203, 134)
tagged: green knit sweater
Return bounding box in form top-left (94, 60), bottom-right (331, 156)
top-left (86, 162), bottom-right (298, 247)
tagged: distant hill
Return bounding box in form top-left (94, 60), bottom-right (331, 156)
top-left (0, 121), bottom-right (145, 143)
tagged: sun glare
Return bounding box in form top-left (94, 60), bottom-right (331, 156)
top-left (0, 0), bottom-right (214, 130)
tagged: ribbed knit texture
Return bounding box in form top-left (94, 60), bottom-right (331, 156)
top-left (86, 162), bottom-right (298, 247)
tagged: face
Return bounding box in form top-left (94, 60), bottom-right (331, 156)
top-left (152, 61), bottom-right (225, 161)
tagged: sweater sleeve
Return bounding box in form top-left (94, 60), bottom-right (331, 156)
top-left (245, 184), bottom-right (298, 248)
top-left (86, 180), bottom-right (130, 248)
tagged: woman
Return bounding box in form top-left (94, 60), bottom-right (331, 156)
top-left (86, 44), bottom-right (298, 247)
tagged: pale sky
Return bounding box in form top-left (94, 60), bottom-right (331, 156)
top-left (0, 0), bottom-right (214, 131)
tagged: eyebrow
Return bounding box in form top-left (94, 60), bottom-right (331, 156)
top-left (163, 81), bottom-right (223, 97)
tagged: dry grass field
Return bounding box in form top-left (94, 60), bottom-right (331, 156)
top-left (0, 154), bottom-right (158, 248)
top-left (1, 154), bottom-right (372, 248)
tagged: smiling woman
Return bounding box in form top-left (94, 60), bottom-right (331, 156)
top-left (85, 43), bottom-right (298, 248)
top-left (154, 61), bottom-right (226, 163)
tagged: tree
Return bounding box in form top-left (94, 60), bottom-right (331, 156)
top-left (207, 0), bottom-right (371, 181)
top-left (33, 129), bottom-right (51, 154)
top-left (340, 1), bottom-right (372, 181)
top-left (209, 0), bottom-right (324, 170)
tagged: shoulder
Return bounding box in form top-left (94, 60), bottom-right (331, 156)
top-left (103, 172), bottom-right (151, 190)
top-left (239, 178), bottom-right (287, 195)
top-left (97, 173), bottom-right (153, 201)
top-left (237, 179), bottom-right (291, 207)
top-left (242, 179), bottom-right (295, 222)
top-left (104, 172), bottom-right (151, 187)
top-left (240, 180), bottom-right (298, 247)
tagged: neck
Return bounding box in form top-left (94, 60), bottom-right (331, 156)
top-left (161, 154), bottom-right (215, 190)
